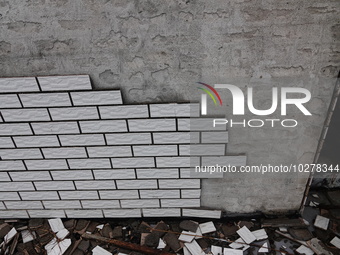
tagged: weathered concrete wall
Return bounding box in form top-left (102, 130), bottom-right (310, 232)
top-left (0, 0), bottom-right (339, 213)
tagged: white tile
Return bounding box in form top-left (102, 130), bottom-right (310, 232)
top-left (128, 119), bottom-right (176, 131)
top-left (59, 134), bottom-right (105, 146)
top-left (199, 222), bottom-right (216, 234)
top-left (5, 201), bottom-right (43, 209)
top-left (71, 91), bottom-right (122, 105)
top-left (142, 208), bottom-right (181, 217)
top-left (99, 105), bottom-right (148, 119)
top-left (49, 107), bottom-right (98, 120)
top-left (224, 248), bottom-right (243, 255)
top-left (20, 191), bottom-right (59, 200)
top-left (1, 109), bottom-right (50, 122)
top-left (51, 170), bottom-right (93, 180)
top-left (48, 218), bottom-right (65, 233)
top-left (106, 133), bottom-right (151, 145)
top-left (0, 148), bottom-right (42, 159)
top-left (161, 199), bottom-right (200, 208)
top-left (0, 192), bottom-right (21, 202)
top-left (32, 122), bottom-right (79, 134)
top-left (25, 159), bottom-right (68, 170)
top-left (0, 182), bottom-right (35, 191)
top-left (87, 146), bottom-right (131, 158)
top-left (182, 209), bottom-right (221, 219)
top-left (93, 169), bottom-right (135, 180)
top-left (0, 77), bottom-right (39, 92)
top-left (81, 200), bottom-right (120, 209)
top-left (0, 160), bottom-right (26, 171)
top-left (4, 228), bottom-right (17, 244)
top-left (99, 190), bottom-right (139, 199)
top-left (158, 179), bottom-right (200, 189)
top-left (34, 181), bottom-right (75, 190)
top-left (68, 158), bottom-right (111, 169)
top-left (181, 189), bottom-right (201, 199)
top-left (296, 245), bottom-right (314, 255)
top-left (211, 245), bottom-right (223, 255)
top-left (236, 226), bottom-right (256, 244)
top-left (136, 168), bottom-right (179, 179)
top-left (103, 209), bottom-right (141, 218)
top-left (38, 75), bottom-right (92, 91)
top-left (133, 145), bottom-right (177, 156)
top-left (140, 189), bottom-right (180, 199)
top-left (79, 120), bottom-right (127, 133)
top-left (65, 210), bottom-right (103, 218)
top-left (14, 135), bottom-right (60, 147)
top-left (116, 180), bottom-right (157, 189)
top-left (258, 242), bottom-right (269, 253)
top-left (92, 245), bottom-right (112, 255)
top-left (0, 123), bottom-right (32, 135)
top-left (252, 229), bottom-right (268, 240)
top-left (0, 137), bottom-right (15, 148)
top-left (120, 199), bottom-right (159, 208)
top-left (201, 132), bottom-right (229, 143)
top-left (229, 237), bottom-right (249, 250)
top-left (48, 238), bottom-right (71, 255)
top-left (42, 147), bottom-right (87, 159)
top-left (111, 157), bottom-right (155, 168)
top-left (150, 103), bottom-right (199, 117)
top-left (0, 94), bottom-right (21, 108)
top-left (184, 240), bottom-right (205, 255)
top-left (43, 200), bottom-right (82, 209)
top-left (314, 215), bottom-right (329, 230)
top-left (10, 171), bottom-right (51, 181)
top-left (330, 236), bottom-right (340, 249)
top-left (179, 231), bottom-right (195, 242)
top-left (21, 230), bottom-right (37, 243)
top-left (0, 172), bottom-right (10, 181)
top-left (19, 93), bottom-right (71, 107)
top-left (74, 180), bottom-right (116, 190)
top-left (0, 210), bottom-right (29, 218)
top-left (59, 191), bottom-right (98, 200)
top-left (156, 157), bottom-right (199, 168)
top-left (29, 210), bottom-right (65, 218)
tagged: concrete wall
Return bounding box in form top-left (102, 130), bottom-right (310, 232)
top-left (0, 0), bottom-right (339, 213)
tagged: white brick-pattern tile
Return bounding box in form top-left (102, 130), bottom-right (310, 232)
top-left (0, 77), bottom-right (39, 93)
top-left (87, 146), bottom-right (131, 158)
top-left (0, 137), bottom-right (15, 148)
top-left (13, 136), bottom-right (60, 147)
top-left (51, 170), bottom-right (93, 180)
top-left (71, 91), bottom-right (122, 105)
top-left (49, 107), bottom-right (98, 120)
top-left (99, 105), bottom-right (149, 119)
top-left (37, 75), bottom-right (91, 91)
top-left (128, 119), bottom-right (176, 131)
top-left (0, 76), bottom-right (244, 218)
top-left (19, 93), bottom-right (72, 107)
top-left (32, 122), bottom-right (79, 134)
top-left (1, 109), bottom-right (50, 122)
top-left (150, 103), bottom-right (200, 117)
top-left (133, 145), bottom-right (177, 156)
top-left (143, 208), bottom-right (181, 217)
top-left (79, 120), bottom-right (127, 133)
top-left (0, 95), bottom-right (21, 108)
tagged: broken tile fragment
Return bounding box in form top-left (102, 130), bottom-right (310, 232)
top-left (92, 245), bottom-right (112, 255)
top-left (330, 236), bottom-right (340, 249)
top-left (4, 228), bottom-right (17, 244)
top-left (179, 231), bottom-right (195, 242)
top-left (48, 218), bottom-right (64, 233)
top-left (184, 240), bottom-right (205, 255)
top-left (223, 248), bottom-right (243, 255)
top-left (21, 230), bottom-right (36, 243)
top-left (229, 237), bottom-right (249, 251)
top-left (211, 245), bottom-right (223, 255)
top-left (199, 221), bottom-right (216, 234)
top-left (258, 242), bottom-right (269, 253)
top-left (48, 239), bottom-right (71, 255)
top-left (236, 226), bottom-right (256, 244)
top-left (314, 215), bottom-right (329, 230)
top-left (252, 229), bottom-right (268, 240)
top-left (296, 245), bottom-right (314, 255)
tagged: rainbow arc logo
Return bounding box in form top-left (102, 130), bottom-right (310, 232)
top-left (197, 82), bottom-right (223, 115)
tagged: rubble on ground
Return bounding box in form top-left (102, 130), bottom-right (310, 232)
top-left (0, 189), bottom-right (339, 255)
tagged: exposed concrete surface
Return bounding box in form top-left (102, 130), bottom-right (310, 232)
top-left (0, 0), bottom-right (339, 213)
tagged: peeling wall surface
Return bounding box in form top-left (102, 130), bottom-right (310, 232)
top-left (0, 0), bottom-right (339, 214)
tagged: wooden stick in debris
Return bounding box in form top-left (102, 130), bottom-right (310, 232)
top-left (82, 233), bottom-right (176, 255)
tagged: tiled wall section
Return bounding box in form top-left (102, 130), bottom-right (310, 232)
top-left (0, 75), bottom-right (246, 219)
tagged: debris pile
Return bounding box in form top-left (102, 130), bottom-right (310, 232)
top-left (0, 190), bottom-right (339, 255)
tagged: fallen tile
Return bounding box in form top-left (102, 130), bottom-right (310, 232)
top-left (179, 220), bottom-right (199, 232)
top-left (330, 236), bottom-right (340, 249)
top-left (48, 239), bottom-right (71, 255)
top-left (194, 225), bottom-right (203, 239)
top-left (48, 218), bottom-right (64, 233)
top-left (258, 242), bottom-right (269, 253)
top-left (307, 238), bottom-right (333, 255)
top-left (296, 245), bottom-right (314, 255)
top-left (179, 231), bottom-right (195, 242)
top-left (56, 228), bottom-right (69, 239)
top-left (163, 232), bottom-right (181, 252)
top-left (92, 245), bottom-right (112, 255)
top-left (4, 228), bottom-right (17, 244)
top-left (236, 226), bottom-right (256, 244)
top-left (252, 229), bottom-right (268, 240)
top-left (96, 224), bottom-right (104, 230)
top-left (314, 215), bottom-right (329, 230)
top-left (229, 238), bottom-right (249, 251)
top-left (223, 248), bottom-right (243, 255)
top-left (183, 246), bottom-right (192, 255)
top-left (199, 221), bottom-right (216, 234)
top-left (157, 238), bottom-right (166, 249)
top-left (21, 230), bottom-right (36, 243)
top-left (211, 245), bottom-right (223, 255)
top-left (184, 240), bottom-right (205, 255)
